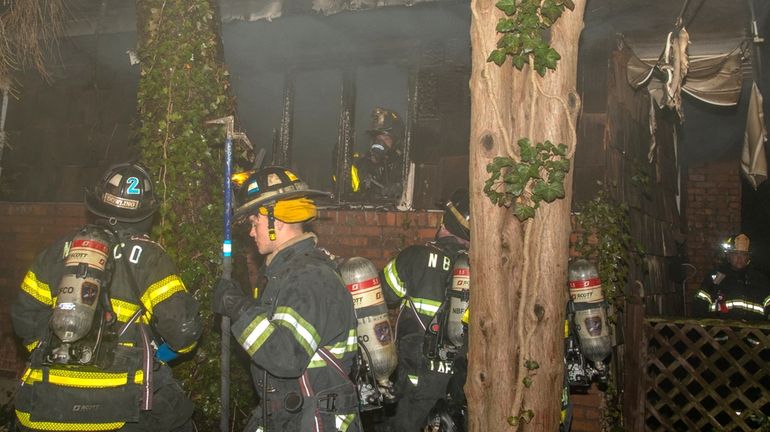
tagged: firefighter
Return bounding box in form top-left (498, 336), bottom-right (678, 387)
top-left (213, 166), bottom-right (362, 431)
top-left (12, 162), bottom-right (202, 432)
top-left (350, 107), bottom-right (405, 201)
top-left (694, 233), bottom-right (770, 321)
top-left (379, 188), bottom-right (470, 432)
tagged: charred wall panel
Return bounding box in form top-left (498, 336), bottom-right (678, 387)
top-left (576, 45), bottom-right (685, 313)
top-left (606, 48), bottom-right (683, 305)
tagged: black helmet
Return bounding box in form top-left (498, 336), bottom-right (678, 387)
top-left (366, 107), bottom-right (404, 143)
top-left (234, 166), bottom-right (330, 220)
top-left (85, 163), bottom-right (158, 222)
top-left (443, 188), bottom-right (470, 241)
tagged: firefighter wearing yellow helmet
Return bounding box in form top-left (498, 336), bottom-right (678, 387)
top-left (213, 166), bottom-right (362, 431)
top-left (694, 233), bottom-right (770, 321)
top-left (12, 162), bottom-right (201, 431)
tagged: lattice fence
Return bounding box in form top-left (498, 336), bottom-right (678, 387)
top-left (644, 318), bottom-right (770, 431)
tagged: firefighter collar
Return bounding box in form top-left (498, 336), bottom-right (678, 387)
top-left (265, 232), bottom-right (317, 266)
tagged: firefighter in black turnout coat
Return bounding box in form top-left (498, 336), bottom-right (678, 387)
top-left (694, 233), bottom-right (770, 321)
top-left (213, 166), bottom-right (362, 432)
top-left (12, 163), bottom-right (202, 432)
top-left (350, 107), bottom-right (405, 201)
top-left (379, 189), bottom-right (471, 431)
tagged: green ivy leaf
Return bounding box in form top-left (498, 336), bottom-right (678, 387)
top-left (545, 158), bottom-right (570, 173)
top-left (514, 205), bottom-right (536, 221)
top-left (528, 163), bottom-right (542, 179)
top-left (524, 359), bottom-right (540, 370)
top-left (523, 376), bottom-right (533, 388)
top-left (518, 139), bottom-right (536, 162)
top-left (520, 410), bottom-right (535, 424)
top-left (500, 34), bottom-right (522, 53)
top-left (496, 18), bottom-right (517, 33)
top-left (506, 180), bottom-right (526, 198)
top-left (513, 163), bottom-right (531, 179)
top-left (487, 49), bottom-right (507, 66)
top-left (495, 0), bottom-right (517, 15)
top-left (561, 0), bottom-right (576, 11)
top-left (489, 156), bottom-right (514, 170)
top-left (533, 180), bottom-right (564, 202)
top-left (549, 170), bottom-right (566, 184)
top-left (511, 54), bottom-right (528, 70)
top-left (540, 1), bottom-right (563, 26)
top-left (543, 47), bottom-right (561, 70)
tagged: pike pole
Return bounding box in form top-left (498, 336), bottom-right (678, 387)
top-left (207, 115), bottom-right (255, 431)
top-left (205, 115), bottom-right (241, 432)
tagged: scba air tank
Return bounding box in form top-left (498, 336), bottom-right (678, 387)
top-left (567, 259), bottom-right (611, 363)
top-left (339, 257), bottom-right (397, 387)
top-left (50, 225), bottom-right (114, 343)
top-left (446, 253), bottom-right (470, 347)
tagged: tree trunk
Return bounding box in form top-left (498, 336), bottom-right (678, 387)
top-left (466, 1), bottom-right (586, 431)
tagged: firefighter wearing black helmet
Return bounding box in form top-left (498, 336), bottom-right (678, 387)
top-left (693, 233), bottom-right (770, 321)
top-left (12, 162), bottom-right (202, 432)
top-left (378, 189), bottom-right (470, 431)
top-left (350, 107), bottom-right (405, 202)
top-left (213, 166), bottom-right (362, 431)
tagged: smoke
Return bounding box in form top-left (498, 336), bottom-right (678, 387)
top-left (221, 2), bottom-right (469, 188)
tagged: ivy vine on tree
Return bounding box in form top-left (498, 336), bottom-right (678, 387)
top-left (484, 138), bottom-right (570, 221)
top-left (483, 0), bottom-right (575, 221)
top-left (487, 0), bottom-right (575, 76)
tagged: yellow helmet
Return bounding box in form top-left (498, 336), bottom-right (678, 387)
top-left (722, 233), bottom-right (750, 254)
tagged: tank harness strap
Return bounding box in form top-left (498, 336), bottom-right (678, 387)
top-left (298, 371), bottom-right (323, 432)
top-left (107, 226), bottom-right (153, 411)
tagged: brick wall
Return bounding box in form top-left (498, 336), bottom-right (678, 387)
top-left (313, 208), bottom-right (443, 269)
top-left (570, 386), bottom-right (604, 432)
top-left (684, 159), bottom-right (742, 309)
top-left (0, 203), bottom-right (89, 373)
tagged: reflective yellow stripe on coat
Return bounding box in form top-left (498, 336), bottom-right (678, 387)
top-left (22, 367), bottom-right (144, 388)
top-left (351, 165), bottom-right (360, 192)
top-left (140, 275), bottom-right (187, 314)
top-left (16, 410), bottom-right (125, 431)
top-left (21, 270), bottom-right (54, 306)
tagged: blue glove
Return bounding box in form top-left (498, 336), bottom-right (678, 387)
top-left (155, 342), bottom-right (179, 363)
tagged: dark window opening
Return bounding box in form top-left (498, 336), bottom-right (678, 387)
top-left (223, 3), bottom-right (472, 209)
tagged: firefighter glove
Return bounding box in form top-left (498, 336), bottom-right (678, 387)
top-left (213, 277), bottom-right (252, 321)
top-left (155, 342), bottom-right (178, 363)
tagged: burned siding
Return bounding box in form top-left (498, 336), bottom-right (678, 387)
top-left (221, 3), bottom-right (471, 207)
top-left (575, 44), bottom-right (686, 315)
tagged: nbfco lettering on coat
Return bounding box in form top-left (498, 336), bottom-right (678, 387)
top-left (427, 253), bottom-right (451, 271)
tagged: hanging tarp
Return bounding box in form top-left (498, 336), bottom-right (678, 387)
top-left (627, 39), bottom-right (744, 109)
top-left (741, 82), bottom-right (768, 189)
top-left (627, 28), bottom-right (690, 118)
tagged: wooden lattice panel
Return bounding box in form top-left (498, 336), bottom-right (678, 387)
top-left (644, 318), bottom-right (770, 431)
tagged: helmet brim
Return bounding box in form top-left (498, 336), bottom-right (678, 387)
top-left (366, 128), bottom-right (392, 137)
top-left (84, 189), bottom-right (157, 222)
top-left (234, 188), bottom-right (331, 220)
